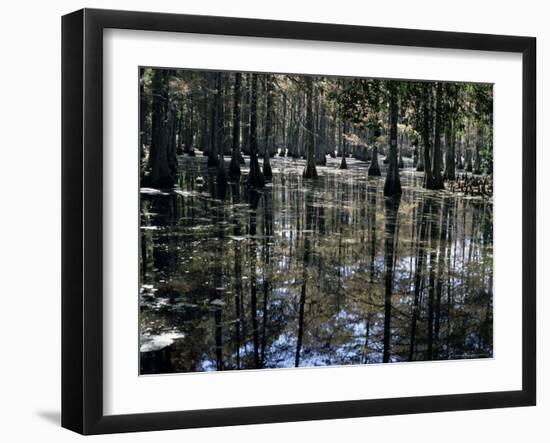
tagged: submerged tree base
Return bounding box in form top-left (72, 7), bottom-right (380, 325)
top-left (247, 155), bottom-right (265, 188)
top-left (384, 178), bottom-right (402, 197)
top-left (368, 146), bottom-right (381, 176)
top-left (339, 156), bottom-right (348, 170)
top-left (303, 163), bottom-right (318, 179)
top-left (368, 164), bottom-right (381, 176)
top-left (228, 156), bottom-right (241, 179)
top-left (207, 155), bottom-right (219, 168)
top-left (263, 156), bottom-right (273, 181)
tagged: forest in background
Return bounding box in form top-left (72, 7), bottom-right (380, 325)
top-left (139, 68), bottom-right (493, 196)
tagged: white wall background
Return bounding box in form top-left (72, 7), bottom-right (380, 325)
top-left (0, 0), bottom-right (546, 441)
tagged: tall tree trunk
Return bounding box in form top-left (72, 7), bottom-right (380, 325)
top-left (398, 132), bottom-right (404, 168)
top-left (339, 120), bottom-right (348, 169)
top-left (383, 85), bottom-right (402, 196)
top-left (280, 93), bottom-right (287, 156)
top-left (247, 74), bottom-right (265, 188)
top-left (228, 73), bottom-right (242, 179)
top-left (139, 67), bottom-right (147, 168)
top-left (316, 101), bottom-right (327, 166)
top-left (207, 73), bottom-right (220, 168)
top-left (303, 77), bottom-right (318, 179)
top-left (444, 120), bottom-right (456, 180)
top-left (242, 74), bottom-right (251, 156)
top-left (430, 82), bottom-right (445, 189)
top-left (148, 69), bottom-right (176, 188)
top-left (456, 134), bottom-right (464, 170)
top-left (422, 85), bottom-right (433, 186)
top-left (166, 100), bottom-right (178, 178)
top-left (465, 120), bottom-right (473, 172)
top-left (263, 75), bottom-right (273, 180)
top-left (202, 81), bottom-right (210, 157)
top-left (213, 73), bottom-right (228, 189)
top-left (474, 125), bottom-right (483, 174)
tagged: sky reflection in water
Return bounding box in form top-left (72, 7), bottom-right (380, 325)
top-left (140, 155), bottom-right (493, 374)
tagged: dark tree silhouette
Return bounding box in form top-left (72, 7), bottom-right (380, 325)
top-left (383, 84), bottom-right (402, 196)
top-left (247, 74), bottom-right (265, 188)
top-left (303, 77), bottom-right (318, 179)
top-left (228, 73), bottom-right (242, 179)
top-left (263, 75), bottom-right (274, 180)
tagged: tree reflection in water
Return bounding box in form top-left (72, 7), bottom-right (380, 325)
top-left (140, 155), bottom-right (493, 374)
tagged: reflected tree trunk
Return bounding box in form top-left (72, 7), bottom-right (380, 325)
top-left (426, 198), bottom-right (440, 360)
top-left (409, 197), bottom-right (428, 361)
top-left (296, 190), bottom-right (314, 366)
top-left (261, 192), bottom-right (273, 365)
top-left (249, 191), bottom-right (261, 368)
top-left (383, 196), bottom-right (401, 363)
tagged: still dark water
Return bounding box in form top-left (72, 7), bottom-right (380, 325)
top-left (140, 155), bottom-right (493, 374)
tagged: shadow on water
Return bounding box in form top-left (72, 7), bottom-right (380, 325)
top-left (139, 154), bottom-right (493, 374)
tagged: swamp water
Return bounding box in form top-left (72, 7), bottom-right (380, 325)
top-left (140, 155), bottom-right (493, 374)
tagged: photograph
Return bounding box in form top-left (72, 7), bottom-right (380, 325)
top-left (138, 68), bottom-right (494, 375)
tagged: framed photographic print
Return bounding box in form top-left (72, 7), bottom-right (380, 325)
top-left (61, 8), bottom-right (536, 435)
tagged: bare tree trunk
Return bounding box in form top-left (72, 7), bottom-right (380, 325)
top-left (139, 67), bottom-right (147, 167)
top-left (263, 75), bottom-right (273, 180)
top-left (474, 125), bottom-right (483, 174)
top-left (303, 77), bottom-right (318, 179)
top-left (316, 101), bottom-right (327, 166)
top-left (213, 73), bottom-right (228, 189)
top-left (430, 82), bottom-right (445, 189)
top-left (247, 74), bottom-right (265, 188)
top-left (444, 119), bottom-right (456, 180)
top-left (465, 120), bottom-right (473, 172)
top-left (279, 93), bottom-right (287, 156)
top-left (339, 120), bottom-right (348, 169)
top-left (202, 80), bottom-right (210, 157)
top-left (228, 73), bottom-right (242, 179)
top-left (384, 85), bottom-right (402, 197)
top-left (148, 69), bottom-right (177, 188)
top-left (422, 85), bottom-right (434, 186)
top-left (456, 134), bottom-right (464, 170)
top-left (207, 73), bottom-right (220, 168)
top-left (242, 74), bottom-right (251, 156)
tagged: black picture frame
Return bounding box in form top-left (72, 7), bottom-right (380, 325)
top-left (62, 8), bottom-right (536, 435)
